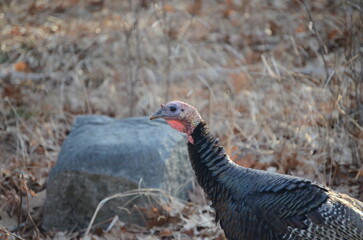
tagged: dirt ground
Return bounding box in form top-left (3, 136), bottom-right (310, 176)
top-left (0, 0), bottom-right (362, 239)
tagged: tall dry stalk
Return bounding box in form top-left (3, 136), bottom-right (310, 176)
top-left (125, 0), bottom-right (142, 117)
top-left (343, 0), bottom-right (363, 166)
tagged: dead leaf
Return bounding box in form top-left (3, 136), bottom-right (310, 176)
top-left (14, 61), bottom-right (30, 73)
top-left (295, 23), bottom-right (307, 33)
top-left (159, 229), bottom-right (173, 237)
top-left (222, 0), bottom-right (235, 18)
top-left (3, 84), bottom-right (22, 103)
top-left (229, 71), bottom-right (251, 92)
top-left (135, 205), bottom-right (170, 228)
top-left (187, 0), bottom-right (202, 16)
top-left (163, 4), bottom-right (175, 13)
top-left (234, 153), bottom-right (266, 170)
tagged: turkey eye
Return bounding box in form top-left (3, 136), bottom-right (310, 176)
top-left (170, 106), bottom-right (177, 112)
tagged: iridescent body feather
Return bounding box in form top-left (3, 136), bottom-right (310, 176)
top-left (150, 101), bottom-right (363, 240)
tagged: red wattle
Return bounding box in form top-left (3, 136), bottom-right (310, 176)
top-left (165, 119), bottom-right (194, 143)
top-left (165, 120), bottom-right (186, 133)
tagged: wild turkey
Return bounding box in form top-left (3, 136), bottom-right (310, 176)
top-left (150, 100), bottom-right (363, 240)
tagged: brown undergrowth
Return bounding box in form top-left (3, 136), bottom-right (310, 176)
top-left (0, 0), bottom-right (362, 239)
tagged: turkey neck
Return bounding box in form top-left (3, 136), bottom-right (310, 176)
top-left (187, 121), bottom-right (248, 203)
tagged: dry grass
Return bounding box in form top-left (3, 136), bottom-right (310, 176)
top-left (0, 0), bottom-right (362, 239)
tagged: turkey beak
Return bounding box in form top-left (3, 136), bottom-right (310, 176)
top-left (150, 105), bottom-right (166, 120)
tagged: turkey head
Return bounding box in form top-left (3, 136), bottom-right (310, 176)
top-left (150, 100), bottom-right (202, 143)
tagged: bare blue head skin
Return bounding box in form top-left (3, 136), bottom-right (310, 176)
top-left (150, 100), bottom-right (202, 144)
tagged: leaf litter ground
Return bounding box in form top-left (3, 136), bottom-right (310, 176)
top-left (0, 0), bottom-right (362, 239)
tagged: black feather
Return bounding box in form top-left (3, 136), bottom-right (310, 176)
top-left (186, 121), bottom-right (363, 240)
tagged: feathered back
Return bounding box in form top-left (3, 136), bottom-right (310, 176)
top-left (187, 121), bottom-right (363, 240)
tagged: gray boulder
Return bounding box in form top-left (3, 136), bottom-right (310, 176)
top-left (43, 116), bottom-right (192, 231)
